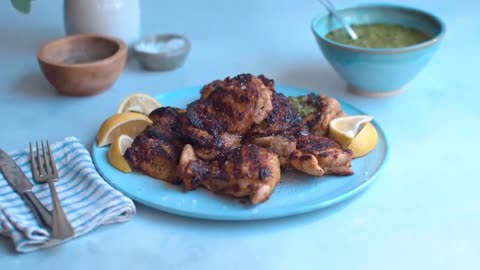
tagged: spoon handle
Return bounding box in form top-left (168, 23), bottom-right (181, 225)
top-left (319, 0), bottom-right (358, 40)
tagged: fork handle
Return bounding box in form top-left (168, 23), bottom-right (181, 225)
top-left (22, 191), bottom-right (53, 229)
top-left (47, 180), bottom-right (75, 239)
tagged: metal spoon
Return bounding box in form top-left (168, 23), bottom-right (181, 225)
top-left (318, 0), bottom-right (358, 40)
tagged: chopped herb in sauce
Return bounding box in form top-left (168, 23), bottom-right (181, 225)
top-left (325, 23), bottom-right (431, 48)
top-left (289, 96), bottom-right (316, 117)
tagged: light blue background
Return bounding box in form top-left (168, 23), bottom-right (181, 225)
top-left (0, 0), bottom-right (478, 269)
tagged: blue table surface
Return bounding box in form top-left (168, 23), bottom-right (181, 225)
top-left (1, 0), bottom-right (478, 269)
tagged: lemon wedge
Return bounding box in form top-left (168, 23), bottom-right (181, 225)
top-left (329, 115), bottom-right (378, 158)
top-left (116, 93), bottom-right (161, 115)
top-left (96, 112), bottom-right (152, 147)
top-left (108, 134), bottom-right (134, 173)
top-left (347, 122), bottom-right (378, 158)
top-left (329, 115), bottom-right (373, 147)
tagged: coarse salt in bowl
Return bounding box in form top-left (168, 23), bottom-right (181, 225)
top-left (132, 34), bottom-right (191, 71)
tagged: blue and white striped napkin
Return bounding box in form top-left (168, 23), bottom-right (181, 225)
top-left (0, 137), bottom-right (136, 253)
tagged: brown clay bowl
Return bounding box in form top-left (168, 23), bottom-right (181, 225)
top-left (37, 34), bottom-right (128, 96)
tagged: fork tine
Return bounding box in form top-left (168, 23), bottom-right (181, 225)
top-left (36, 141), bottom-right (46, 176)
top-left (41, 140), bottom-right (52, 175)
top-left (30, 142), bottom-right (40, 180)
top-left (46, 140), bottom-right (59, 179)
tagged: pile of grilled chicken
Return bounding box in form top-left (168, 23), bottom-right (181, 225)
top-left (124, 74), bottom-right (353, 204)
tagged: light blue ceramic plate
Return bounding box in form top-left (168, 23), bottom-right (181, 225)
top-left (91, 85), bottom-right (388, 220)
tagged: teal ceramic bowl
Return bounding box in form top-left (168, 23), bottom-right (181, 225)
top-left (311, 4), bottom-right (445, 97)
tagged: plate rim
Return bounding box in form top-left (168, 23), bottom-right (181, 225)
top-left (91, 84), bottom-right (389, 220)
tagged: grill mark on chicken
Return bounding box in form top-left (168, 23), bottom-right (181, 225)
top-left (245, 136), bottom-right (297, 167)
top-left (188, 80), bottom-right (256, 135)
top-left (180, 74), bottom-right (274, 159)
top-left (124, 133), bottom-right (183, 183)
top-left (248, 93), bottom-right (303, 137)
top-left (245, 93), bottom-right (305, 167)
top-left (300, 94), bottom-right (346, 136)
top-left (265, 93), bottom-right (303, 129)
top-left (189, 160), bottom-right (206, 188)
top-left (185, 100), bottom-right (214, 132)
top-left (297, 135), bottom-right (339, 152)
top-left (300, 155), bottom-right (313, 161)
top-left (231, 146), bottom-right (243, 179)
top-left (145, 126), bottom-right (172, 143)
top-left (149, 106), bottom-right (182, 125)
top-left (306, 114), bottom-right (322, 130)
top-left (259, 168), bottom-right (271, 180)
top-left (217, 158), bottom-right (227, 180)
top-left (289, 134), bottom-right (353, 177)
top-left (124, 107), bottom-right (187, 184)
top-left (177, 144), bottom-right (281, 204)
top-left (248, 144), bottom-right (260, 179)
top-left (175, 112), bottom-right (223, 149)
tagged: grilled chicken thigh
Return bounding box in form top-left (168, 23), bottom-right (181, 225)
top-left (124, 107), bottom-right (185, 183)
top-left (188, 73), bottom-right (274, 135)
top-left (248, 93), bottom-right (304, 137)
top-left (178, 144), bottom-right (281, 204)
top-left (175, 73), bottom-right (275, 160)
top-left (246, 135), bottom-right (296, 167)
top-left (291, 94), bottom-right (345, 136)
top-left (148, 106), bottom-right (185, 126)
top-left (174, 110), bottom-right (243, 161)
top-left (246, 93), bottom-right (306, 167)
top-left (289, 135), bottom-right (353, 177)
top-left (199, 74), bottom-right (275, 125)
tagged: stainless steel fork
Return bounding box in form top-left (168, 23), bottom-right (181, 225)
top-left (30, 140), bottom-right (74, 239)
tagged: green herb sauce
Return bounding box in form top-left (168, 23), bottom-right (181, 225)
top-left (289, 97), bottom-right (315, 117)
top-left (325, 23), bottom-right (431, 48)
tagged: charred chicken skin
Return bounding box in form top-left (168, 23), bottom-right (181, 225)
top-left (175, 73), bottom-right (274, 160)
top-left (245, 93), bottom-right (305, 166)
top-left (124, 107), bottom-right (184, 184)
top-left (248, 93), bottom-right (304, 137)
top-left (187, 73), bottom-right (273, 135)
top-left (178, 144), bottom-right (281, 204)
top-left (290, 94), bottom-right (345, 137)
top-left (289, 135), bottom-right (353, 177)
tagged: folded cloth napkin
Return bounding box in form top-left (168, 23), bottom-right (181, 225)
top-left (0, 136), bottom-right (136, 253)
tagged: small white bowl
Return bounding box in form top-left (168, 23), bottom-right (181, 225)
top-left (132, 34), bottom-right (191, 71)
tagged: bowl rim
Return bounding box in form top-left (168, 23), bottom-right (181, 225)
top-left (311, 4), bottom-right (446, 54)
top-left (36, 34), bottom-right (128, 67)
top-left (132, 33), bottom-right (191, 57)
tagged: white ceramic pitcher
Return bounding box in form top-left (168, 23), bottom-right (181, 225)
top-left (64, 0), bottom-right (140, 45)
